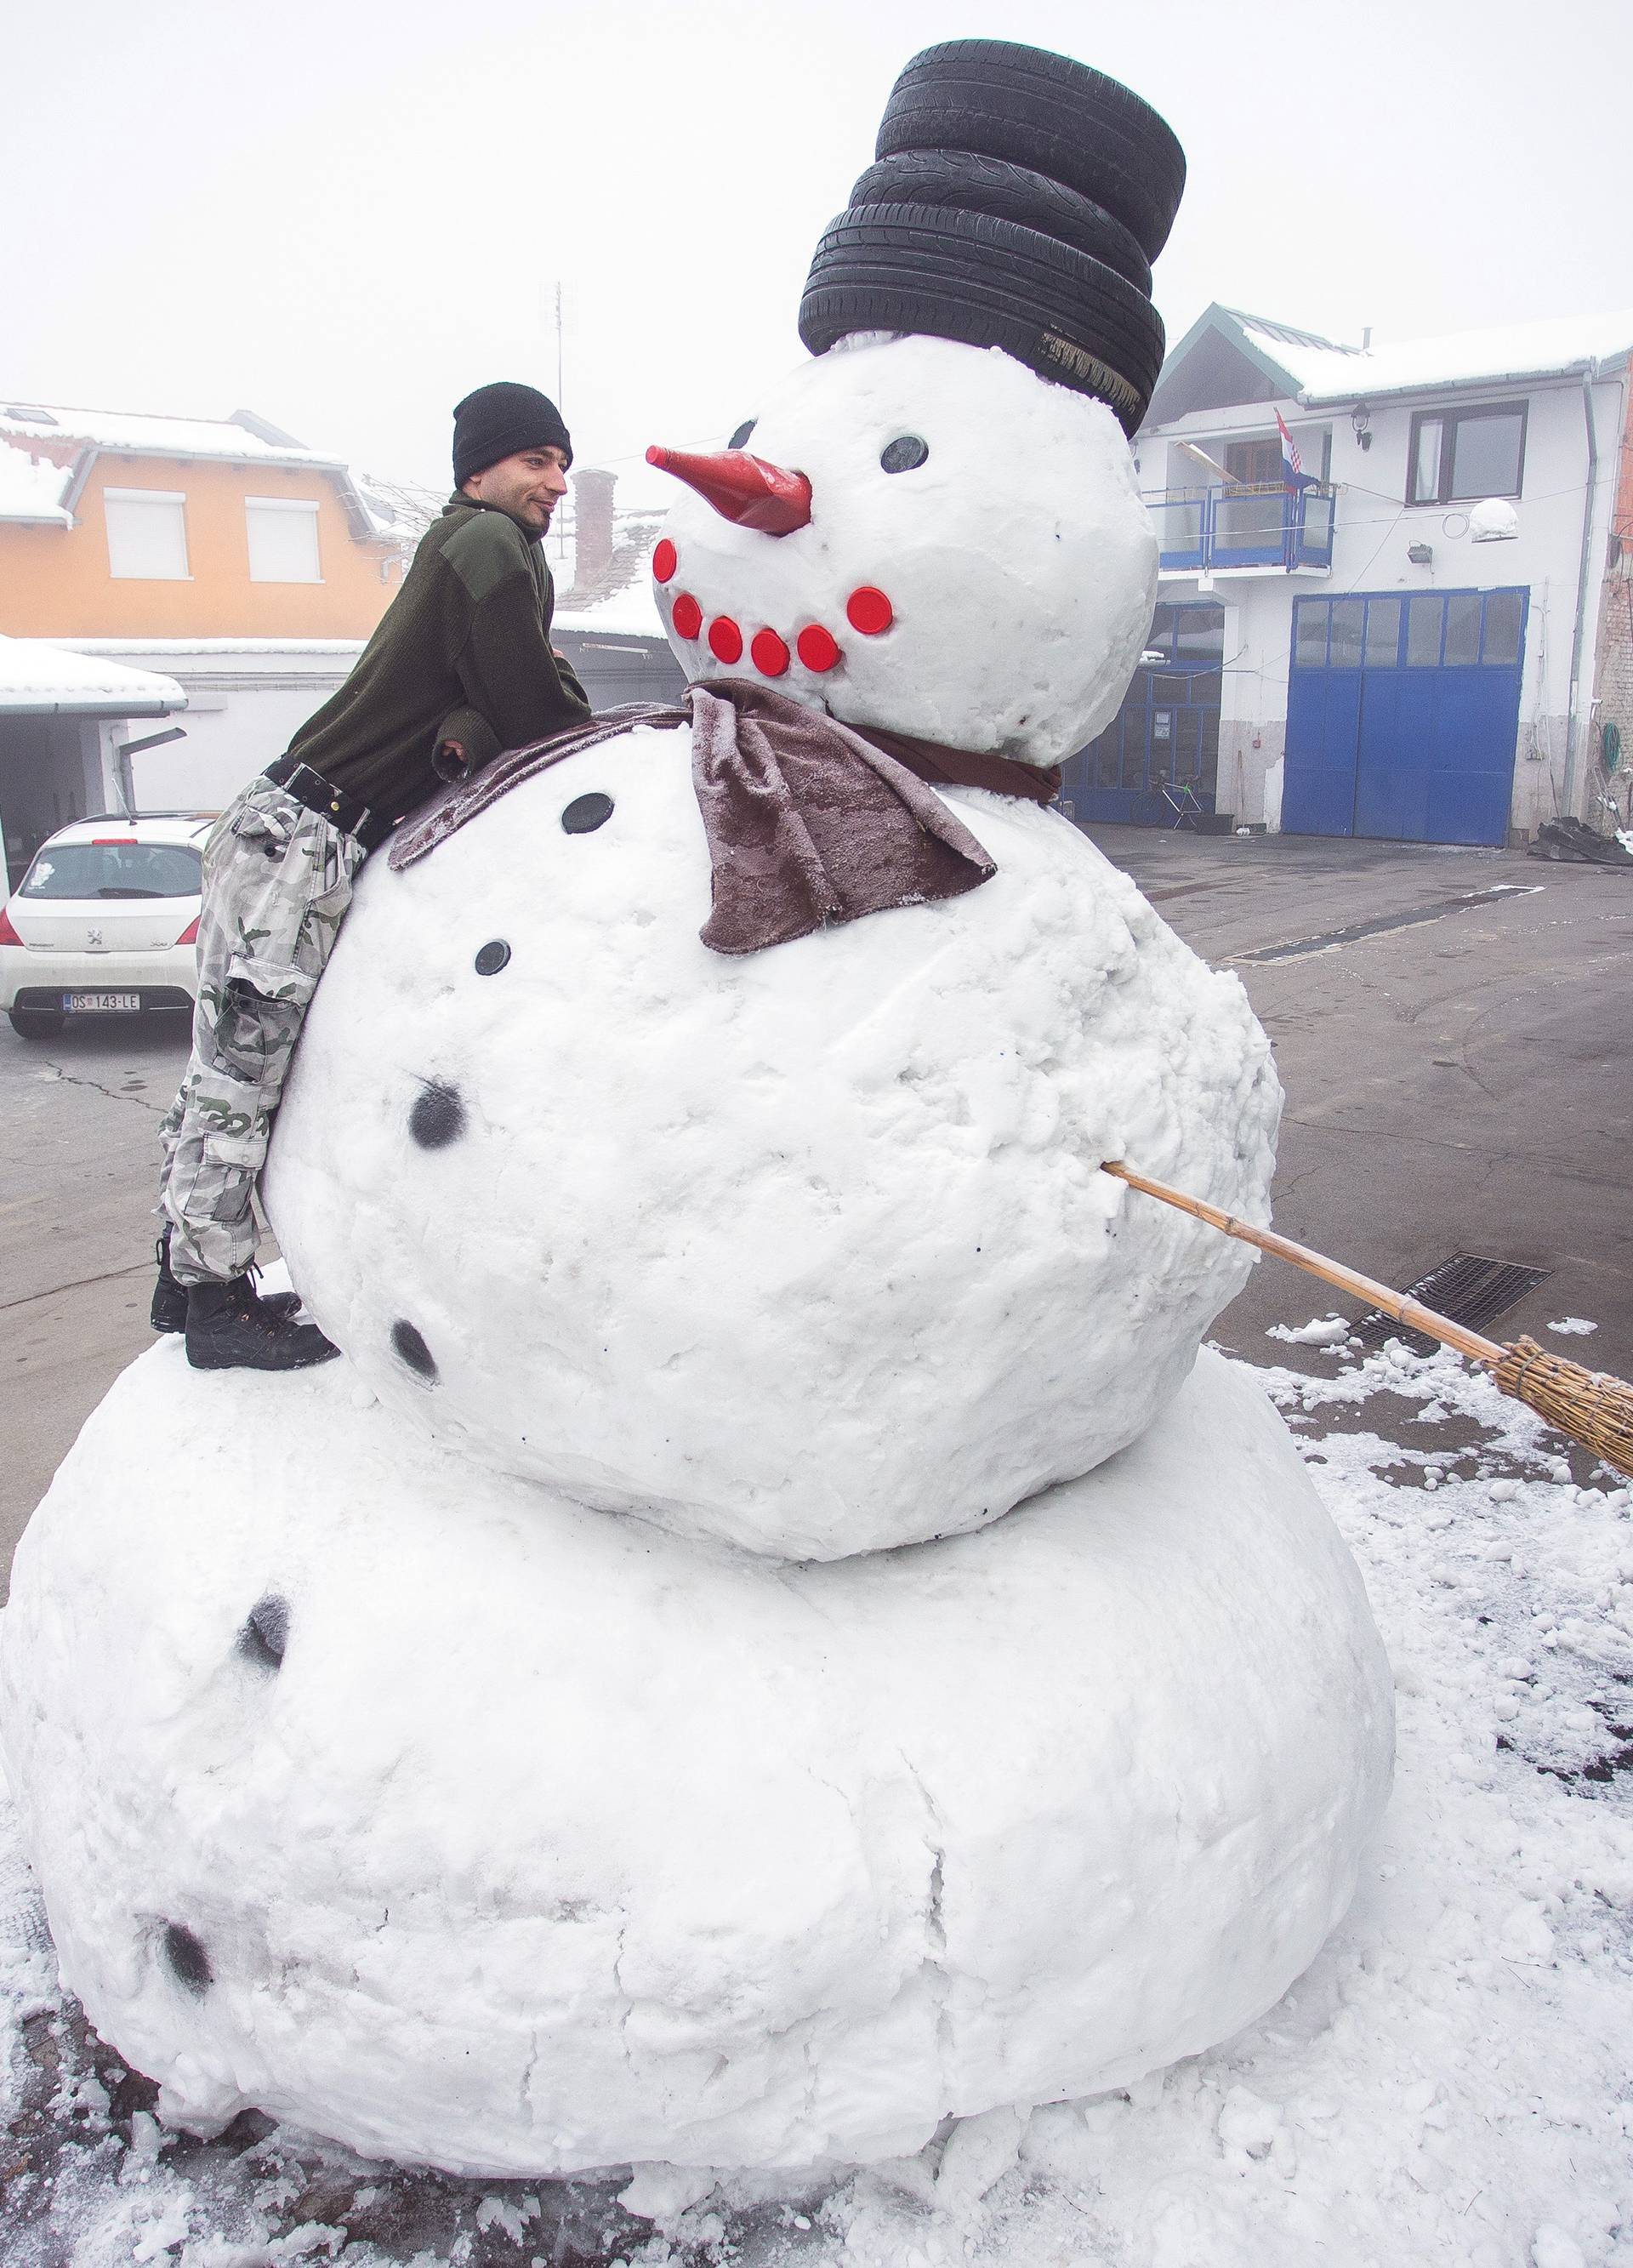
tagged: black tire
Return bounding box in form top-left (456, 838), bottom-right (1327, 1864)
top-left (9, 1005), bottom-right (64, 1040)
top-left (800, 204), bottom-right (1164, 433)
top-left (847, 150), bottom-right (1152, 296)
top-left (876, 39), bottom-right (1186, 260)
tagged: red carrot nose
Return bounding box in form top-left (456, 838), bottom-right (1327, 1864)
top-left (646, 444), bottom-right (812, 535)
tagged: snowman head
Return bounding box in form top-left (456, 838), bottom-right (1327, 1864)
top-left (648, 334), bottom-right (1157, 770)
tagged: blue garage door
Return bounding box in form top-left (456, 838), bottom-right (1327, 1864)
top-left (1283, 588), bottom-right (1527, 846)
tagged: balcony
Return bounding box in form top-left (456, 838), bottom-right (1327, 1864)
top-left (1145, 482), bottom-right (1335, 575)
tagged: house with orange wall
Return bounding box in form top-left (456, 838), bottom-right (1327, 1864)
top-left (0, 398), bottom-right (686, 826)
top-left (0, 402), bottom-right (407, 640)
top-left (0, 400), bottom-right (430, 814)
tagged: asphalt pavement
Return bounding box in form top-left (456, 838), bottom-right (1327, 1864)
top-left (2, 829), bottom-right (1628, 1596)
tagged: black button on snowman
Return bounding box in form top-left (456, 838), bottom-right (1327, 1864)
top-left (0, 43), bottom-right (1392, 2184)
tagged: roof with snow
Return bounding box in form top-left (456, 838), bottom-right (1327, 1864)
top-left (0, 400), bottom-right (421, 544)
top-left (0, 636), bottom-right (185, 715)
top-left (0, 444), bottom-right (72, 526)
top-left (1144, 304), bottom-right (1633, 427)
top-left (553, 517), bottom-right (671, 641)
top-left (2, 399), bottom-right (345, 469)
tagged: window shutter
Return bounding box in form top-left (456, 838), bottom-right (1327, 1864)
top-left (245, 497), bottom-right (322, 583)
top-left (105, 490), bottom-right (190, 580)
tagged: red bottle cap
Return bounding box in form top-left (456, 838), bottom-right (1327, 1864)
top-left (796, 624), bottom-right (841, 673)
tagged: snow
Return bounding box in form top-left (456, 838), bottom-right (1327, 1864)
top-left (58, 639), bottom-right (368, 657)
top-left (1, 1336), bottom-right (1628, 2265)
top-left (0, 405), bottom-right (414, 546)
top-left (1268, 1314), bottom-right (1351, 1347)
top-left (0, 635), bottom-right (185, 714)
top-left (554, 573), bottom-right (670, 639)
top-left (0, 1342), bottom-right (1388, 2177)
top-left (1548, 1317), bottom-right (1599, 1336)
top-left (0, 402), bottom-right (348, 470)
top-left (651, 337), bottom-right (1157, 766)
top-left (264, 727), bottom-right (1278, 1559)
top-left (1470, 495), bottom-right (1521, 543)
top-left (0, 442), bottom-right (71, 524)
top-left (1231, 305), bottom-right (1633, 404)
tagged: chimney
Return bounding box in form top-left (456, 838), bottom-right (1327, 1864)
top-left (571, 468), bottom-right (616, 593)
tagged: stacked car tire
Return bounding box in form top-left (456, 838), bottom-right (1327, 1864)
top-left (799, 41), bottom-right (1186, 433)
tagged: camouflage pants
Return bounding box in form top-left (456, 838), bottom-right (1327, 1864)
top-left (158, 778), bottom-right (366, 1285)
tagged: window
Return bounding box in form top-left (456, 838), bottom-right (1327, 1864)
top-left (1294, 590), bottom-right (1526, 671)
top-left (1328, 599), bottom-right (1365, 668)
top-left (1407, 594), bottom-right (1444, 664)
top-left (1223, 436), bottom-right (1280, 486)
top-left (21, 841), bottom-right (202, 899)
top-left (1294, 601), bottom-right (1329, 667)
top-left (246, 496), bottom-right (322, 583)
top-left (104, 488), bottom-right (190, 580)
top-left (1408, 403), bottom-right (1526, 504)
top-left (1481, 589), bottom-right (1524, 665)
top-left (1443, 592), bottom-right (1482, 666)
top-left (1363, 596), bottom-right (1401, 668)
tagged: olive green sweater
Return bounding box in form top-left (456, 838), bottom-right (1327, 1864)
top-left (287, 494), bottom-right (590, 826)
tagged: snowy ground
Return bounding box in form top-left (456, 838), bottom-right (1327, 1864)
top-left (3, 1334), bottom-right (1631, 2268)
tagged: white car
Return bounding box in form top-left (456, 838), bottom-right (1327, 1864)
top-left (0, 813), bottom-right (214, 1040)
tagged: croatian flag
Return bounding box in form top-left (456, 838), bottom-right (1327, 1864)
top-left (1277, 410), bottom-right (1317, 490)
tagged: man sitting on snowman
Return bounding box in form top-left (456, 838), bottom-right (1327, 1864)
top-left (151, 380), bottom-right (590, 1372)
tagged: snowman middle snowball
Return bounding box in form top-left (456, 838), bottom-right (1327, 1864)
top-left (265, 336), bottom-right (1280, 1561)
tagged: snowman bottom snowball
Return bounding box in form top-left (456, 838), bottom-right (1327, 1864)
top-left (0, 1341), bottom-right (1392, 2177)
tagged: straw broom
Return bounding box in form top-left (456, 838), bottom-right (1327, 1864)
top-left (1102, 1160), bottom-right (1633, 1481)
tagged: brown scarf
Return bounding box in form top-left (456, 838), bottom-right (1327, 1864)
top-left (389, 681), bottom-right (1058, 954)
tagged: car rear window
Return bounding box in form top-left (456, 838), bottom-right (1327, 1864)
top-left (20, 841), bottom-right (204, 900)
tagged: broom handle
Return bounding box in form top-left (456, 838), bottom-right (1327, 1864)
top-left (1101, 1160), bottom-right (1507, 1368)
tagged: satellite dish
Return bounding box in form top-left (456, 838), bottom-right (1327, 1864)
top-left (1470, 497), bottom-right (1519, 542)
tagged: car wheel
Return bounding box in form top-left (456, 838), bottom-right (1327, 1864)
top-left (875, 39), bottom-right (1187, 261)
top-left (9, 1006), bottom-right (65, 1040)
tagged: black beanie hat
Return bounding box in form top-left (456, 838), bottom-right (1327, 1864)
top-left (452, 382), bottom-right (573, 485)
top-left (798, 40), bottom-right (1185, 434)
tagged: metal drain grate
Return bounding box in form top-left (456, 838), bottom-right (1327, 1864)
top-left (1352, 1253), bottom-right (1551, 1356)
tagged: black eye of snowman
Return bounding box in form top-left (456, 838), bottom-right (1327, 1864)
top-left (474, 940), bottom-right (510, 975)
top-left (727, 419), bottom-right (757, 450)
top-left (880, 435), bottom-right (929, 474)
top-left (561, 793), bottom-right (613, 835)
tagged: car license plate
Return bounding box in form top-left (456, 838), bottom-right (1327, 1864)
top-left (64, 991), bottom-right (140, 1013)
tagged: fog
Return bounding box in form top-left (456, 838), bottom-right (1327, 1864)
top-left (5, 0), bottom-right (1628, 499)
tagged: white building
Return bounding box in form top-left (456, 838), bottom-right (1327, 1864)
top-left (1061, 305), bottom-right (1633, 845)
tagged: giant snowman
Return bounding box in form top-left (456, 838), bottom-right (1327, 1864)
top-left (0, 43), bottom-right (1393, 2179)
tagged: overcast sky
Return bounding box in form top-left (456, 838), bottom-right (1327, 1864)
top-left (5, 0), bottom-right (1630, 505)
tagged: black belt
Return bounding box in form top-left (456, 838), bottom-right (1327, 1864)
top-left (263, 755), bottom-right (393, 852)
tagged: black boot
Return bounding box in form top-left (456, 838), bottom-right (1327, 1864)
top-left (152, 1229), bottom-right (303, 1334)
top-left (185, 1279), bottom-right (340, 1371)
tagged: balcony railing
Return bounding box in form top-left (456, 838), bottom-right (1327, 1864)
top-left (1145, 482), bottom-right (1335, 573)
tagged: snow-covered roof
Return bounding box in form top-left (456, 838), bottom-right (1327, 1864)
top-left (59, 639), bottom-right (367, 657)
top-left (553, 519), bottom-right (671, 641)
top-left (553, 576), bottom-right (669, 641)
top-left (1232, 305), bottom-right (1633, 402)
top-left (0, 442), bottom-right (72, 525)
top-left (0, 400), bottom-right (334, 468)
top-left (0, 636), bottom-right (185, 715)
top-left (1149, 305), bottom-right (1633, 426)
top-left (0, 400), bottom-right (418, 545)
